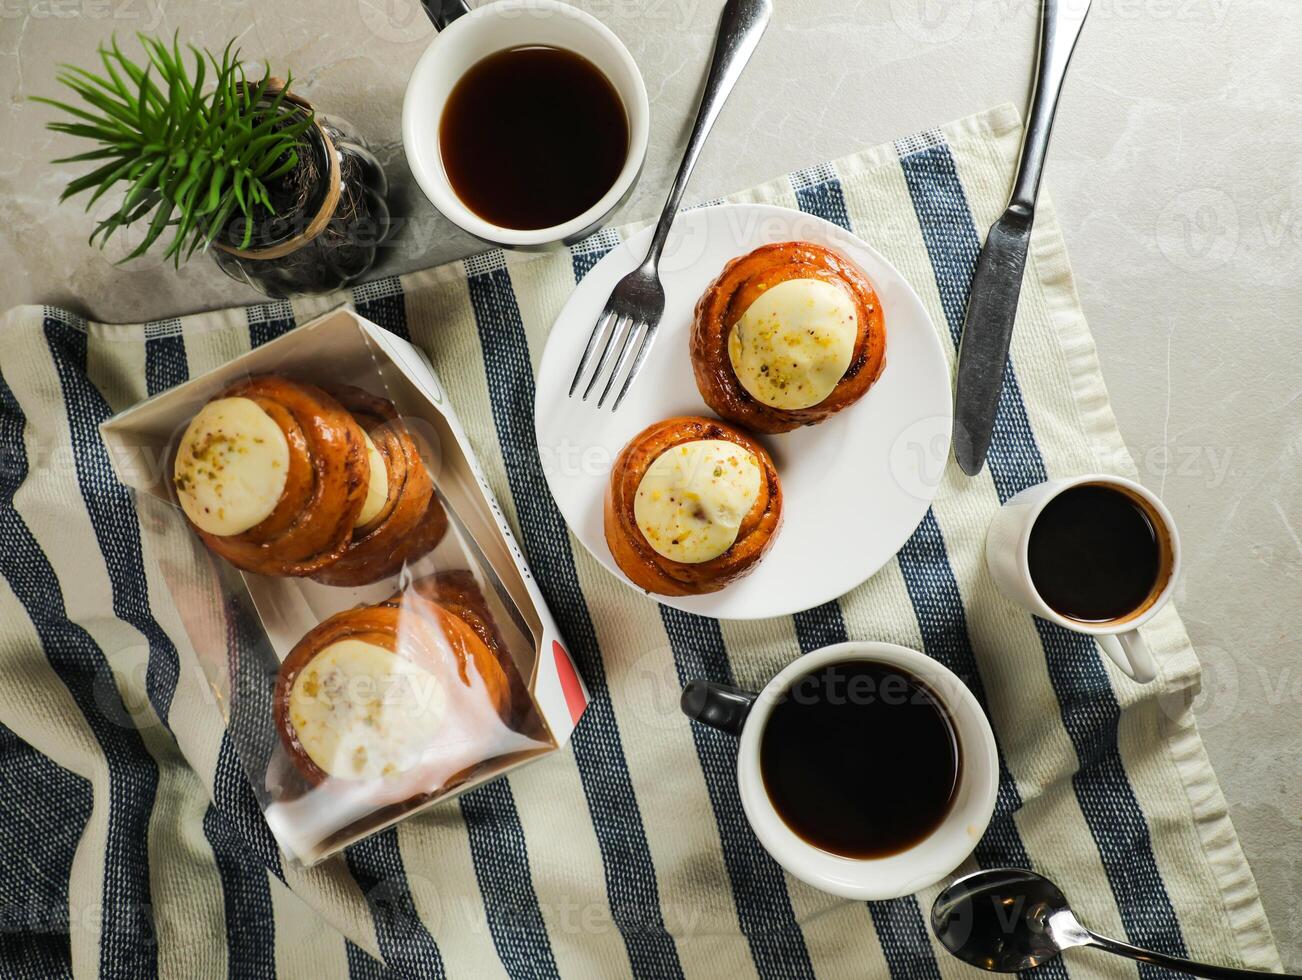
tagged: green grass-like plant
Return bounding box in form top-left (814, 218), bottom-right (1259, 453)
top-left (36, 34), bottom-right (314, 264)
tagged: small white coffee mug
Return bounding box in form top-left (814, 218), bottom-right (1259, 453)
top-left (985, 474), bottom-right (1180, 685)
top-left (402, 0), bottom-right (650, 249)
top-left (681, 642), bottom-right (999, 901)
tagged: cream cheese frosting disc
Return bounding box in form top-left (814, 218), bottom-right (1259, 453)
top-left (634, 440), bottom-right (761, 564)
top-left (727, 277), bottom-right (858, 410)
top-left (288, 639), bottom-right (449, 781)
top-left (174, 396), bottom-right (290, 536)
top-left (355, 431), bottom-right (389, 528)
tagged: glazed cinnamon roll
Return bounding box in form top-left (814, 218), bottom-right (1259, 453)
top-left (691, 241), bottom-right (886, 433)
top-left (172, 376), bottom-right (368, 577)
top-left (308, 385), bottom-right (448, 587)
top-left (273, 588), bottom-right (517, 795)
top-left (402, 570), bottom-right (533, 727)
top-left (604, 416), bottom-right (782, 596)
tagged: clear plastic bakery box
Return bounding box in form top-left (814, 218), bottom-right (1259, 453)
top-left (100, 307), bottom-right (588, 865)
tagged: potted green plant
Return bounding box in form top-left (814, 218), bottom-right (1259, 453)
top-left (38, 35), bottom-right (390, 298)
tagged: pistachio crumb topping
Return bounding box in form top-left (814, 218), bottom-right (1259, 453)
top-left (727, 278), bottom-right (858, 410)
top-left (633, 439), bottom-right (762, 564)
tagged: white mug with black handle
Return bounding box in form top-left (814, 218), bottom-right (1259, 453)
top-left (985, 474), bottom-right (1181, 685)
top-left (681, 642), bottom-right (1000, 901)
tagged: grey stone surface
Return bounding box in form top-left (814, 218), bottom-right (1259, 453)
top-left (1, 0), bottom-right (1298, 967)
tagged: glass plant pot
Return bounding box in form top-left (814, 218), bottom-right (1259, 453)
top-left (211, 100), bottom-right (391, 299)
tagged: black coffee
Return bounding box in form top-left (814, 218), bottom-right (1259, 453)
top-left (1027, 484), bottom-right (1164, 622)
top-left (760, 661), bottom-right (962, 859)
top-left (439, 45), bottom-right (629, 231)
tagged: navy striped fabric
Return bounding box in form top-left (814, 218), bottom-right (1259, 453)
top-left (219, 587), bottom-right (285, 875)
top-left (143, 319), bottom-right (187, 398)
top-left (346, 940), bottom-right (398, 979)
top-left (0, 721), bottom-right (89, 980)
top-left (896, 140), bottom-right (1189, 977)
top-left (345, 829), bottom-right (446, 979)
top-left (354, 278), bottom-right (412, 342)
top-left (0, 113), bottom-right (1274, 978)
top-left (202, 800), bottom-right (278, 980)
top-left (465, 261), bottom-right (686, 979)
top-left (791, 167), bottom-right (973, 980)
top-left (144, 314), bottom-right (286, 977)
top-left (791, 166), bottom-right (1072, 980)
top-left (457, 779), bottom-right (560, 979)
top-left (247, 301), bottom-right (298, 349)
top-left (567, 242), bottom-right (817, 979)
top-left (0, 361), bottom-right (159, 979)
top-left (211, 731), bottom-right (285, 884)
top-left (204, 593), bottom-right (284, 977)
top-left (49, 317), bottom-right (183, 732)
top-left (352, 283), bottom-right (563, 980)
top-left (660, 607), bottom-right (816, 980)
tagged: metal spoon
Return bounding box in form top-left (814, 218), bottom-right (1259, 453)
top-left (931, 868), bottom-right (1297, 978)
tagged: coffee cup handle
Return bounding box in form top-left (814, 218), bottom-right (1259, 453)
top-left (680, 680), bottom-right (758, 737)
top-left (421, 0), bottom-right (471, 30)
top-left (1097, 630), bottom-right (1158, 684)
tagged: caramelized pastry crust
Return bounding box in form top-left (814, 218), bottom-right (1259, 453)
top-left (401, 570), bottom-right (533, 726)
top-left (691, 241), bottom-right (886, 433)
top-left (273, 590), bottom-right (515, 791)
top-left (309, 385), bottom-right (447, 586)
top-left (604, 416), bottom-right (782, 596)
top-left (181, 376), bottom-right (368, 576)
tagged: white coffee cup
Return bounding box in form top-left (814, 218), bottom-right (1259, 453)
top-left (681, 642), bottom-right (999, 900)
top-left (401, 0), bottom-right (650, 249)
top-left (985, 474), bottom-right (1181, 685)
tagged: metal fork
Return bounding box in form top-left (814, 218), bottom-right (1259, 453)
top-left (568, 0), bottom-right (773, 409)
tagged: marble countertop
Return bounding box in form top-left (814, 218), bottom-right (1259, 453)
top-left (2, 0), bottom-right (1298, 967)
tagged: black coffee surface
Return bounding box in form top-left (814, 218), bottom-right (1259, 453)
top-left (439, 45), bottom-right (629, 231)
top-left (760, 661), bottom-right (961, 859)
top-left (1027, 484), bottom-right (1161, 622)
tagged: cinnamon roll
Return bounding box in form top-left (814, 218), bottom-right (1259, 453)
top-left (691, 241), bottom-right (886, 433)
top-left (174, 377), bottom-right (447, 584)
top-left (401, 570), bottom-right (533, 727)
top-left (273, 587), bottom-right (517, 795)
top-left (172, 376), bottom-right (368, 577)
top-left (604, 416), bottom-right (782, 596)
top-left (308, 385), bottom-right (448, 587)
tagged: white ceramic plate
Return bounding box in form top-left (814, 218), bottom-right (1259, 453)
top-left (534, 203), bottom-right (951, 620)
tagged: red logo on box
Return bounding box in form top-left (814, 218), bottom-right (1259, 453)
top-left (552, 641), bottom-right (587, 725)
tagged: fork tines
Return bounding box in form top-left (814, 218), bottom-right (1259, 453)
top-left (568, 310), bottom-right (654, 410)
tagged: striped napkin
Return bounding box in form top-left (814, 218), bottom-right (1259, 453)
top-left (0, 104), bottom-right (1283, 979)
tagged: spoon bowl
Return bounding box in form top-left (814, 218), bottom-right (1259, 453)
top-left (930, 868), bottom-right (1088, 973)
top-left (931, 868), bottom-right (1295, 979)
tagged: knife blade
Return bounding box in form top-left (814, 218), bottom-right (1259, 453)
top-left (950, 0), bottom-right (1091, 475)
top-left (952, 206), bottom-right (1032, 476)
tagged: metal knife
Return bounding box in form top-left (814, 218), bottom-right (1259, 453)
top-left (952, 0), bottom-right (1092, 476)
